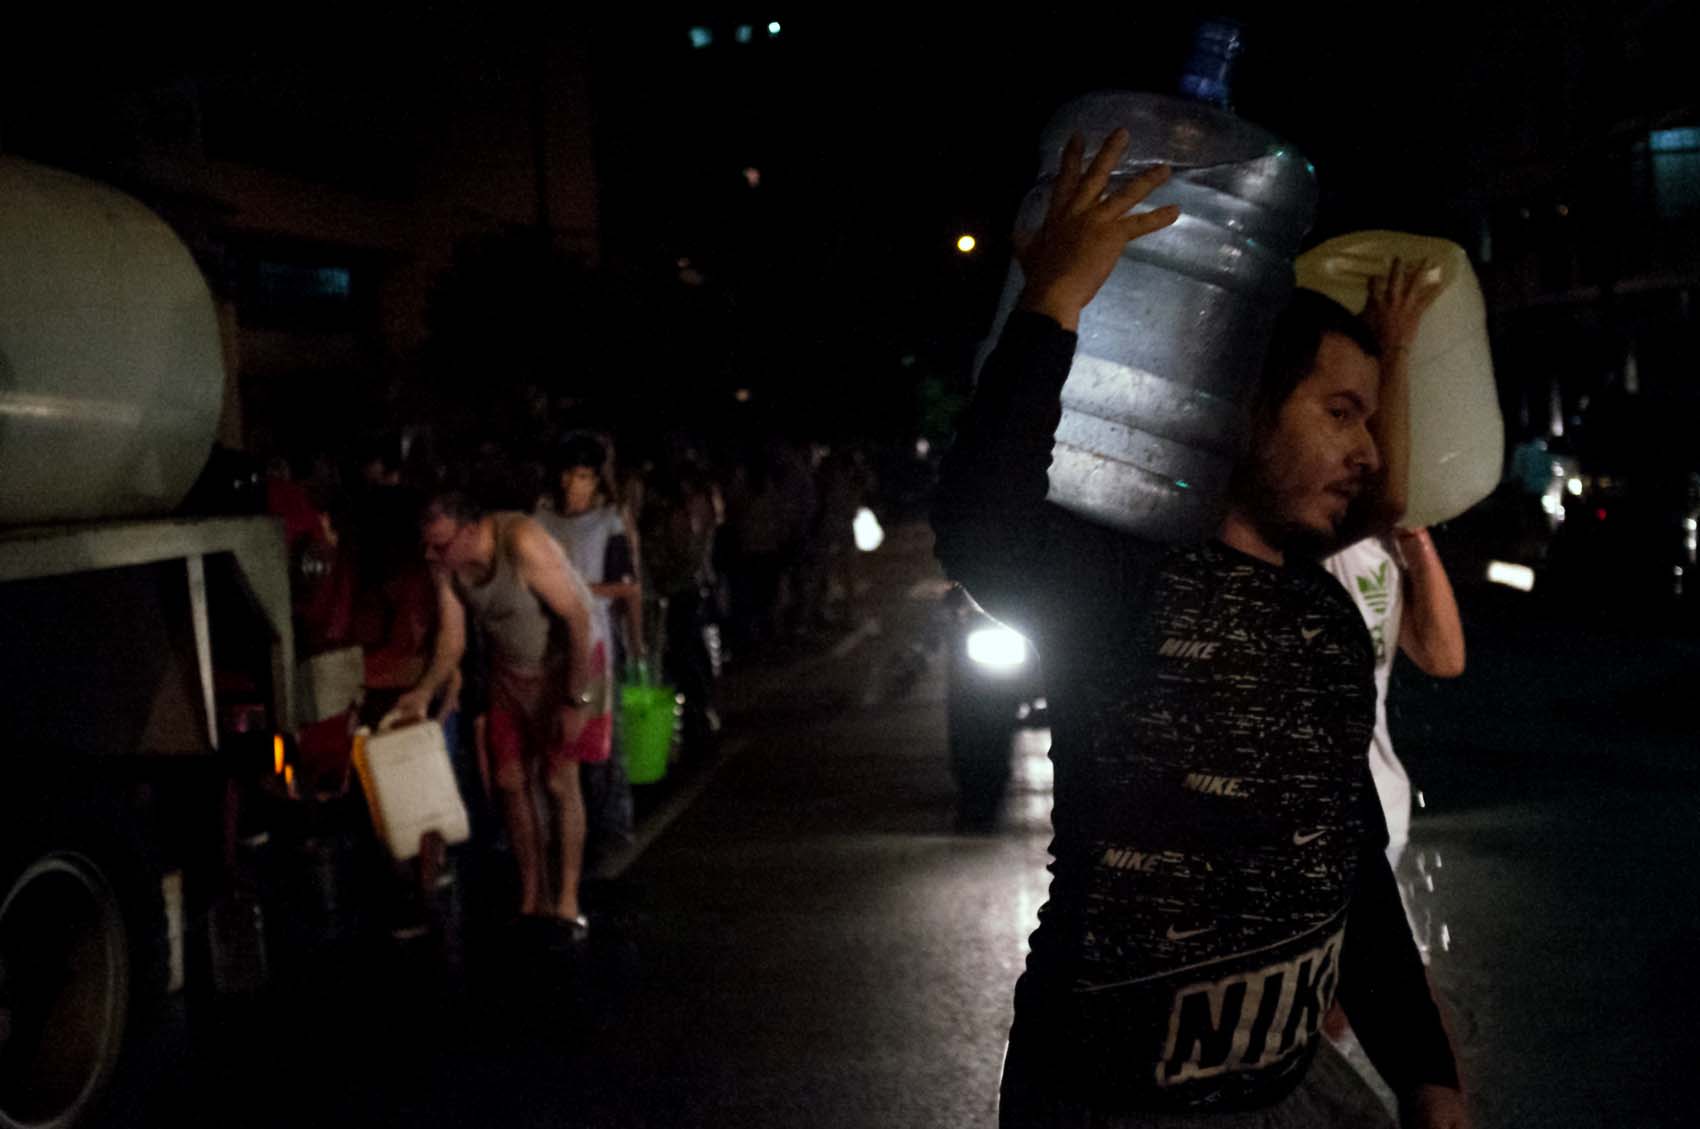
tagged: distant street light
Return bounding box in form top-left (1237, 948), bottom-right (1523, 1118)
top-left (768, 21), bottom-right (782, 36)
top-left (956, 234), bottom-right (977, 254)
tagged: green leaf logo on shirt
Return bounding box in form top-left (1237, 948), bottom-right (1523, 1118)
top-left (1355, 562), bottom-right (1391, 617)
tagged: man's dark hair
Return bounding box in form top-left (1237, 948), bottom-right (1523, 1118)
top-left (420, 489), bottom-right (483, 527)
top-left (550, 431), bottom-right (617, 510)
top-left (1247, 288), bottom-right (1381, 431)
top-left (359, 430), bottom-right (404, 474)
top-left (553, 432), bottom-right (608, 476)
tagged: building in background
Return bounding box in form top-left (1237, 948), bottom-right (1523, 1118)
top-left (1451, 1), bottom-right (1698, 440)
top-left (0, 30), bottom-right (600, 460)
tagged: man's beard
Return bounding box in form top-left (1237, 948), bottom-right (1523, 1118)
top-left (1267, 516), bottom-right (1336, 561)
top-left (1232, 457), bottom-right (1337, 561)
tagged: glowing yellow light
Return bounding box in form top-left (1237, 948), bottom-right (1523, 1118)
top-left (274, 735), bottom-right (286, 775)
top-left (734, 388), bottom-right (752, 403)
top-left (956, 234), bottom-right (977, 254)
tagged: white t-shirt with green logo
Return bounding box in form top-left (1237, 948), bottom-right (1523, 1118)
top-left (1324, 536), bottom-right (1410, 866)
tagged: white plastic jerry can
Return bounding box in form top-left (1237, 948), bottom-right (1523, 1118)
top-left (1296, 232), bottom-right (1503, 530)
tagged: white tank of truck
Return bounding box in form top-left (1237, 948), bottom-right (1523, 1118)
top-left (0, 156), bottom-right (224, 525)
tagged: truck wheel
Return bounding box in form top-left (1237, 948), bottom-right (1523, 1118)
top-left (0, 852), bottom-right (129, 1129)
top-left (0, 816), bottom-right (169, 1129)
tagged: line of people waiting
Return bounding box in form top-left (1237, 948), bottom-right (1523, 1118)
top-left (245, 421), bottom-right (874, 944)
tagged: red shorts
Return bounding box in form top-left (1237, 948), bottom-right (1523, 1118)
top-left (485, 645), bottom-right (612, 771)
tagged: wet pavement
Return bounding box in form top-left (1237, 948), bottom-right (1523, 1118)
top-left (119, 522), bottom-right (1698, 1128)
top-left (1383, 584), bottom-right (1700, 1127)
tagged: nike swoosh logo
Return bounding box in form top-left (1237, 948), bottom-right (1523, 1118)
top-left (1292, 829), bottom-right (1328, 846)
top-left (1165, 925), bottom-right (1215, 942)
top-left (1300, 627), bottom-right (1323, 642)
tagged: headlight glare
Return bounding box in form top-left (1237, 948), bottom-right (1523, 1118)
top-left (967, 626), bottom-right (1028, 668)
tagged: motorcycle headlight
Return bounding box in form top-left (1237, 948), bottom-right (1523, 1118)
top-left (966, 626), bottom-right (1028, 669)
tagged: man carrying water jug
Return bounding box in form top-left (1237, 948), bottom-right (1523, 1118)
top-left (932, 129), bottom-right (1465, 1128)
top-left (394, 490), bottom-right (609, 946)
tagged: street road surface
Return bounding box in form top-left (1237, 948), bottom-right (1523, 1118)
top-left (125, 522), bottom-right (1699, 1128)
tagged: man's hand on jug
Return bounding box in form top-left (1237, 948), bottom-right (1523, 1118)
top-left (1363, 256), bottom-right (1443, 356)
top-left (385, 687), bottom-right (434, 730)
top-left (1016, 129), bottom-right (1181, 332)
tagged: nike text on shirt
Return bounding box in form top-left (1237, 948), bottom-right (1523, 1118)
top-left (1099, 847), bottom-right (1185, 874)
top-left (1182, 773), bottom-right (1249, 798)
top-left (1159, 638), bottom-right (1220, 660)
top-left (1157, 927), bottom-right (1344, 1087)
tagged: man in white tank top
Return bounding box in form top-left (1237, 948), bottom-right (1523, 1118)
top-left (394, 491), bottom-right (604, 940)
top-left (1323, 529), bottom-right (1465, 870)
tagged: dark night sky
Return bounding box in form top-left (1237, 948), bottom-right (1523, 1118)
top-left (590, 9), bottom-right (1514, 235)
top-left (7, 6), bottom-right (1688, 256)
top-left (7, 7), bottom-right (1683, 278)
top-left (589, 4), bottom-right (1689, 239)
top-left (580, 7), bottom-right (1611, 404)
top-left (5, 6), bottom-right (1691, 434)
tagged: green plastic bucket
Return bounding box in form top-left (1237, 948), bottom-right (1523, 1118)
top-left (620, 683), bottom-right (676, 784)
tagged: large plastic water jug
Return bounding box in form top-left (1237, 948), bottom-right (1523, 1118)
top-left (983, 79), bottom-right (1318, 540)
top-left (1295, 232), bottom-right (1502, 529)
top-left (0, 157), bottom-right (224, 526)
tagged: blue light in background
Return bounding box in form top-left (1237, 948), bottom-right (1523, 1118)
top-left (315, 267), bottom-right (352, 297)
top-left (1648, 127), bottom-right (1700, 218)
top-left (1649, 128), bottom-right (1700, 153)
top-left (255, 261), bottom-right (351, 300)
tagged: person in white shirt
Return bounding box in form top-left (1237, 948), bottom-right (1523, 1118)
top-left (1324, 529), bottom-right (1465, 872)
top-left (535, 432), bottom-right (643, 873)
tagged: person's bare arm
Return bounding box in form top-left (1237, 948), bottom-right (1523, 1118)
top-left (1333, 259), bottom-right (1442, 547)
top-left (1404, 1083), bottom-right (1471, 1129)
top-left (617, 503), bottom-right (646, 661)
top-left (1395, 528), bottom-right (1465, 678)
top-left (389, 569), bottom-right (466, 724)
top-left (510, 519), bottom-right (595, 728)
top-left (589, 577), bottom-right (646, 663)
top-left (473, 714), bottom-right (491, 802)
top-left (614, 581), bottom-right (646, 661)
top-left (590, 580), bottom-right (641, 601)
top-left (619, 502), bottom-right (643, 587)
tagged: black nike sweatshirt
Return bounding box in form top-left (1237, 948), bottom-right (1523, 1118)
top-left (932, 310), bottom-right (1459, 1112)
